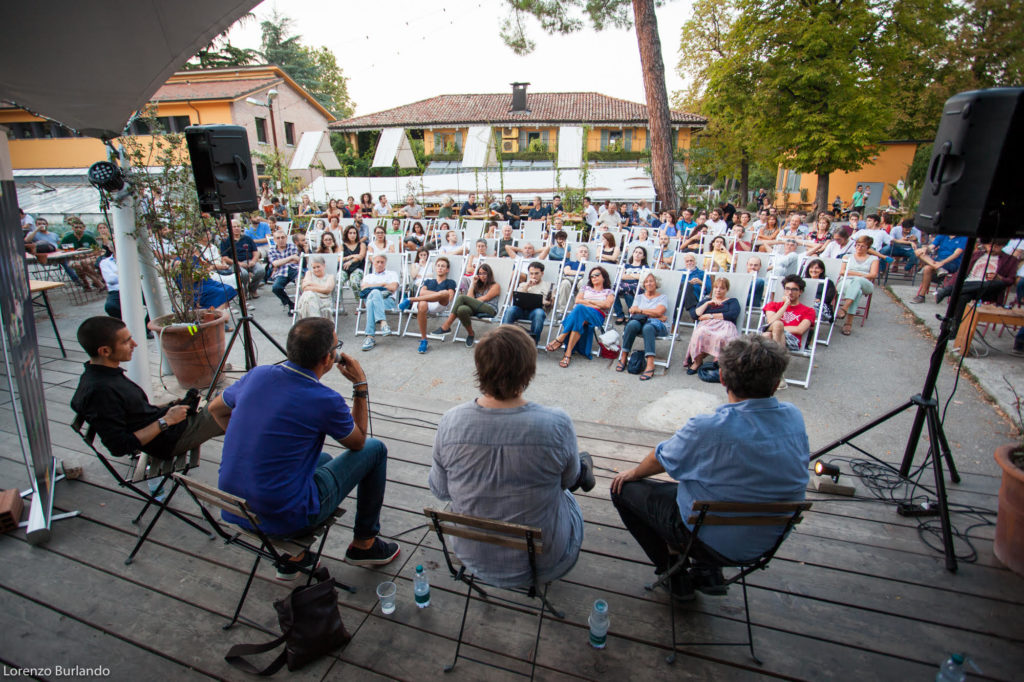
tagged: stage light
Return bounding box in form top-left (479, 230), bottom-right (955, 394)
top-left (88, 161), bottom-right (124, 192)
top-left (814, 461), bottom-right (841, 483)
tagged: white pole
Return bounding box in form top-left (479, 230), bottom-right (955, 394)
top-left (111, 184), bottom-right (152, 398)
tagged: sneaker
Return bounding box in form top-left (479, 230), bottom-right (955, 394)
top-left (398, 299), bottom-right (412, 312)
top-left (379, 322), bottom-right (392, 336)
top-left (936, 268), bottom-right (949, 278)
top-left (668, 571), bottom-right (696, 602)
top-left (418, 339), bottom-right (428, 354)
top-left (911, 295), bottom-right (926, 304)
top-left (361, 336), bottom-right (376, 351)
top-left (777, 378), bottom-right (788, 390)
top-left (577, 452), bottom-right (596, 492)
top-left (147, 478), bottom-right (167, 504)
top-left (465, 334), bottom-right (475, 348)
top-left (345, 538), bottom-right (401, 566)
top-left (275, 550), bottom-right (319, 581)
top-left (692, 564), bottom-right (728, 596)
top-left (431, 325), bottom-right (450, 336)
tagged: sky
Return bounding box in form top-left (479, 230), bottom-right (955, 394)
top-left (228, 0), bottom-right (697, 118)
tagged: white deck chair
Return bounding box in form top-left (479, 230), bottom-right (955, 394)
top-left (290, 252), bottom-right (342, 326)
top-left (354, 252), bottom-right (406, 337)
top-left (757, 276), bottom-right (829, 388)
top-left (697, 271), bottom-right (755, 335)
top-left (307, 229), bottom-right (324, 251)
top-left (626, 268), bottom-right (686, 370)
top-left (451, 256), bottom-right (518, 344)
top-left (800, 257), bottom-right (845, 346)
top-left (337, 218), bottom-right (355, 229)
top-left (400, 254), bottom-right (466, 340)
top-left (504, 257), bottom-right (562, 347)
top-left (624, 242), bottom-right (659, 269)
top-left (520, 221), bottom-right (545, 241)
top-left (545, 261), bottom-right (590, 346)
top-left (307, 218), bottom-right (328, 232)
top-left (433, 218), bottom-right (461, 232)
top-left (462, 220), bottom-right (488, 241)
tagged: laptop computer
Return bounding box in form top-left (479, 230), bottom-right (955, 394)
top-left (512, 290), bottom-right (545, 311)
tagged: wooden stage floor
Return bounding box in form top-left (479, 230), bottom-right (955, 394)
top-left (1, 337), bottom-right (1023, 681)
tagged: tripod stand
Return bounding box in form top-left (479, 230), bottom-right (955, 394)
top-left (203, 213), bottom-right (286, 401)
top-left (810, 237), bottom-right (976, 573)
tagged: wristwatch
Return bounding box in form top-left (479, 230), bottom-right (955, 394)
top-left (158, 417), bottom-right (169, 432)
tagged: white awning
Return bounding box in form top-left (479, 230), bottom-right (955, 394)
top-left (461, 125), bottom-right (496, 168)
top-left (557, 126), bottom-right (584, 168)
top-left (290, 131), bottom-right (341, 171)
top-left (371, 127), bottom-right (417, 168)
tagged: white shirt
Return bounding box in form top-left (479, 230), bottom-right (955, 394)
top-left (363, 268), bottom-right (399, 288)
top-left (583, 205), bottom-right (598, 227)
top-left (858, 228), bottom-right (891, 251)
top-left (821, 239), bottom-right (855, 260)
top-left (374, 201), bottom-right (390, 215)
top-left (597, 210), bottom-right (621, 229)
top-left (707, 219), bottom-right (728, 236)
top-left (99, 255), bottom-right (119, 290)
top-left (20, 213), bottom-right (34, 229)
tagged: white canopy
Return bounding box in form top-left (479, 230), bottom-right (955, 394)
top-left (307, 167), bottom-right (656, 204)
top-left (371, 127), bottom-right (417, 168)
top-left (557, 126), bottom-right (585, 168)
top-left (290, 131), bottom-right (342, 171)
top-left (461, 125), bottom-right (497, 168)
top-left (0, 0), bottom-right (261, 138)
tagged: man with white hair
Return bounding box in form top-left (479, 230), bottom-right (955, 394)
top-left (360, 254), bottom-right (400, 351)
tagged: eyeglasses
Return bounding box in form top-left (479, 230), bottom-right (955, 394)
top-left (784, 286), bottom-right (801, 292)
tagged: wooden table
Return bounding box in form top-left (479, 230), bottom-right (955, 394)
top-left (954, 301), bottom-right (1024, 356)
top-left (29, 279), bottom-right (66, 357)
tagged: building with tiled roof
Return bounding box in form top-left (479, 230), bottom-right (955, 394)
top-left (330, 84), bottom-right (706, 163)
top-left (1, 65), bottom-right (333, 174)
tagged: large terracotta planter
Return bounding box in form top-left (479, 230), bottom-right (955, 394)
top-left (148, 308), bottom-right (228, 390)
top-left (994, 444), bottom-right (1024, 577)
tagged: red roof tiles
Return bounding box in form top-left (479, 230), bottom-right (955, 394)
top-left (150, 77), bottom-right (280, 102)
top-left (330, 92), bottom-right (706, 131)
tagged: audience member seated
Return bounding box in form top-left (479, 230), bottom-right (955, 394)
top-left (912, 233), bottom-right (968, 304)
top-left (295, 255), bottom-right (336, 321)
top-left (268, 229), bottom-right (300, 315)
top-left (615, 246), bottom-right (650, 323)
top-left (400, 256), bottom-right (457, 354)
top-left (527, 195), bottom-right (550, 220)
top-left (596, 201), bottom-right (622, 231)
top-left (429, 325), bottom-right (593, 587)
top-left (71, 317), bottom-right (224, 461)
top-left (762, 274), bottom-right (816, 388)
top-left (676, 208), bottom-right (698, 236)
top-left (221, 220), bottom-right (263, 299)
top-left (836, 235), bottom-right (878, 335)
top-left (404, 221), bottom-right (429, 252)
top-left (755, 215), bottom-right (781, 252)
top-left (655, 233), bottom-right (676, 269)
top-left (433, 263), bottom-right (502, 347)
top-left (245, 213), bottom-right (272, 251)
top-left (397, 196), bottom-right (423, 220)
top-left (324, 199), bottom-right (341, 221)
top-left (821, 225), bottom-right (855, 260)
top-left (679, 224), bottom-right (707, 254)
top-left (359, 192), bottom-right (375, 218)
top-left (547, 230), bottom-right (568, 262)
top-left (746, 255), bottom-right (766, 308)
top-left (935, 239), bottom-right (1018, 320)
top-left (405, 248), bottom-right (432, 296)
top-left (498, 194), bottom-right (522, 227)
top-left (883, 218), bottom-right (921, 272)
top-left (439, 230), bottom-right (467, 256)
top-left (768, 239), bottom-right (801, 278)
top-left (502, 260), bottom-right (555, 345)
top-left (298, 195), bottom-right (318, 216)
top-left (272, 197), bottom-right (288, 220)
top-left (555, 244), bottom-right (591, 311)
top-left (175, 247), bottom-right (237, 314)
top-left (497, 223), bottom-right (516, 257)
top-left (616, 272), bottom-right (669, 381)
top-left (466, 238), bottom-right (490, 275)
top-left (545, 267), bottom-right (614, 368)
top-left (373, 194), bottom-right (391, 218)
top-left (60, 219), bottom-right (105, 291)
top-left (730, 224), bottom-right (752, 253)
top-left (352, 215), bottom-right (370, 242)
top-left (213, 318), bottom-right (400, 576)
top-left (805, 213), bottom-right (833, 256)
top-left (678, 252), bottom-right (706, 315)
top-left (610, 335), bottom-right (808, 599)
top-left (598, 232), bottom-right (620, 264)
top-left (706, 208), bottom-right (728, 236)
top-left (24, 216), bottom-right (60, 254)
top-left (685, 275), bottom-right (741, 375)
top-left (367, 225), bottom-right (395, 257)
top-left (703, 235), bottom-right (732, 273)
top-left (360, 254), bottom-right (400, 351)
top-left (460, 192), bottom-right (486, 218)
top-left (506, 240), bottom-right (549, 261)
top-left (803, 258), bottom-right (838, 324)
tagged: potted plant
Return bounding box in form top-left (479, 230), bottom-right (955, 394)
top-left (994, 380), bottom-right (1024, 576)
top-left (121, 112), bottom-right (231, 390)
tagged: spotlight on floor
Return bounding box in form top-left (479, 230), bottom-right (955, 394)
top-left (811, 460), bottom-right (855, 496)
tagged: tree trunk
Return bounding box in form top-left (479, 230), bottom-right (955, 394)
top-left (739, 157), bottom-right (750, 209)
top-left (633, 0), bottom-right (677, 212)
top-left (815, 171), bottom-right (829, 215)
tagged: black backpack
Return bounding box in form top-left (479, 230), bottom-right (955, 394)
top-left (626, 350), bottom-right (646, 374)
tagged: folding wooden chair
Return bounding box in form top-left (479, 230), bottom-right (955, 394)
top-left (424, 507), bottom-right (564, 680)
top-left (172, 473), bottom-right (356, 629)
top-left (647, 500), bottom-right (812, 665)
top-left (70, 414), bottom-right (213, 565)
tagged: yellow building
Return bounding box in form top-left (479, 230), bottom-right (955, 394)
top-left (1, 65), bottom-right (333, 174)
top-left (330, 85), bottom-right (703, 166)
top-left (774, 141), bottom-right (924, 213)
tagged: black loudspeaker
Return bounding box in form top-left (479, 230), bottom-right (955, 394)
top-left (185, 125), bottom-right (259, 214)
top-left (915, 88), bottom-right (1024, 238)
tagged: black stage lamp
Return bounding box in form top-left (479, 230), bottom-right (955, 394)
top-left (88, 160), bottom-right (124, 192)
top-left (814, 461), bottom-right (842, 483)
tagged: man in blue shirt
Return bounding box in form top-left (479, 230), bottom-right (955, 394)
top-left (211, 318), bottom-right (401, 578)
top-left (245, 212), bottom-right (272, 248)
top-left (220, 221), bottom-right (264, 298)
top-left (398, 256), bottom-right (456, 353)
top-left (610, 335), bottom-right (808, 598)
top-left (911, 233), bottom-right (968, 303)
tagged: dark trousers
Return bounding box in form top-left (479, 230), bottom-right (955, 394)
top-left (943, 280), bottom-right (1009, 332)
top-left (272, 272), bottom-right (297, 309)
top-left (611, 479), bottom-right (716, 573)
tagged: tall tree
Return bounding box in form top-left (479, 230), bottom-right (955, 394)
top-left (260, 12), bottom-right (354, 119)
top-left (185, 13), bottom-right (257, 70)
top-left (500, 0), bottom-right (680, 211)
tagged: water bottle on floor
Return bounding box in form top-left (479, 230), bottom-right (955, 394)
top-left (588, 599), bottom-right (609, 649)
top-left (936, 653), bottom-right (965, 682)
top-left (414, 565), bottom-right (430, 608)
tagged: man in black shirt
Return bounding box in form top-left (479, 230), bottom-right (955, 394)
top-left (499, 194), bottom-right (521, 228)
top-left (70, 317), bottom-right (224, 460)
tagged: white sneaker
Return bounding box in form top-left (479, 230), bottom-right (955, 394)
top-left (777, 378), bottom-right (788, 390)
top-left (361, 336), bottom-right (376, 351)
top-left (379, 322), bottom-right (392, 336)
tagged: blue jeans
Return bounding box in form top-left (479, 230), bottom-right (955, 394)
top-left (307, 438), bottom-right (388, 540)
top-left (882, 244), bottom-right (917, 270)
top-left (272, 272), bottom-right (296, 309)
top-left (502, 305), bottom-right (546, 342)
top-left (613, 290), bottom-right (636, 319)
top-left (622, 318), bottom-right (666, 357)
top-left (364, 289), bottom-right (397, 335)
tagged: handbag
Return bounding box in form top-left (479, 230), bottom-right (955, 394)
top-left (225, 568), bottom-right (351, 675)
top-left (628, 313), bottom-right (649, 324)
top-left (697, 360), bottom-right (720, 383)
top-left (626, 349), bottom-right (646, 374)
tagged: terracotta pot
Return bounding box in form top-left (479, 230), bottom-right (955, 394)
top-left (994, 444), bottom-right (1024, 577)
top-left (148, 308), bottom-right (229, 390)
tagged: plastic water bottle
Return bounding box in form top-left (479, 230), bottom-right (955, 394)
top-left (414, 565), bottom-right (430, 608)
top-left (936, 653), bottom-right (965, 682)
top-left (588, 599), bottom-right (609, 649)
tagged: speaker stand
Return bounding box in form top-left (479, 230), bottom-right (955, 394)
top-left (810, 237), bottom-right (975, 573)
top-left (203, 214), bottom-right (286, 401)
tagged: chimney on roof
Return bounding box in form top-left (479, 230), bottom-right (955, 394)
top-left (510, 82), bottom-right (530, 114)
